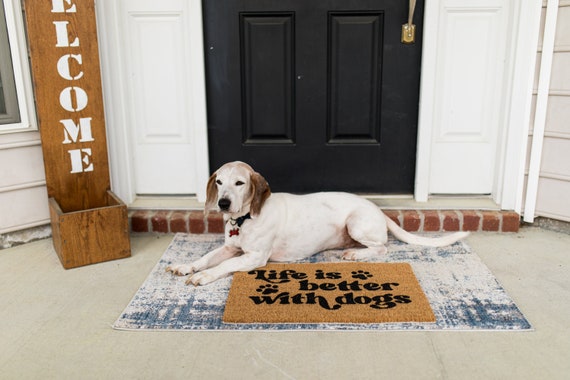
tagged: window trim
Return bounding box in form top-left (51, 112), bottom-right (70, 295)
top-left (0, 0), bottom-right (20, 124)
top-left (0, 0), bottom-right (37, 134)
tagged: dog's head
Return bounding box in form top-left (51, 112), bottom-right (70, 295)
top-left (205, 161), bottom-right (271, 216)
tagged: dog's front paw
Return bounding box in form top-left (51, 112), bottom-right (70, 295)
top-left (166, 263), bottom-right (195, 276)
top-left (186, 270), bottom-right (217, 286)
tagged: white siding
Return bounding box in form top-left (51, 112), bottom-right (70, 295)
top-left (0, 132), bottom-right (49, 233)
top-left (527, 1), bottom-right (570, 222)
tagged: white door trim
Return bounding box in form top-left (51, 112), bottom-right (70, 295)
top-left (414, 0), bottom-right (542, 211)
top-left (95, 0), bottom-right (210, 204)
top-left (96, 0), bottom-right (135, 204)
top-left (186, 0), bottom-right (210, 202)
top-left (495, 0), bottom-right (543, 213)
top-left (414, 0), bottom-right (439, 203)
top-left (523, 0), bottom-right (559, 222)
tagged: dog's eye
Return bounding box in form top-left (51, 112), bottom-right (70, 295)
top-left (235, 181), bottom-right (245, 186)
top-left (216, 180), bottom-right (222, 185)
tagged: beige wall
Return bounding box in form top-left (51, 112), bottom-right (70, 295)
top-left (529, 1), bottom-right (570, 222)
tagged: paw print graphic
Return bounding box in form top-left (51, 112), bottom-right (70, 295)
top-left (256, 284), bottom-right (280, 294)
top-left (351, 270), bottom-right (373, 280)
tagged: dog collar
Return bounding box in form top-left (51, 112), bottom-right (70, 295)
top-left (227, 213), bottom-right (251, 238)
top-left (229, 213), bottom-right (251, 227)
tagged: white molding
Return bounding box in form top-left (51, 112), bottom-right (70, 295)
top-left (414, 0), bottom-right (439, 202)
top-left (524, 0), bottom-right (560, 223)
top-left (186, 0), bottom-right (210, 202)
top-left (495, 0), bottom-right (543, 212)
top-left (96, 0), bottom-right (137, 204)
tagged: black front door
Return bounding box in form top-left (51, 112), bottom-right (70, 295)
top-left (203, 0), bottom-right (424, 193)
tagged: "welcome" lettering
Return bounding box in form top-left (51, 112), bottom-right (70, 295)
top-left (52, 0), bottom-right (95, 174)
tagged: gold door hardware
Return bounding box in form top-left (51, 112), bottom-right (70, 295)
top-left (402, 0), bottom-right (416, 44)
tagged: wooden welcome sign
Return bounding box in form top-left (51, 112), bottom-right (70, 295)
top-left (24, 0), bottom-right (130, 268)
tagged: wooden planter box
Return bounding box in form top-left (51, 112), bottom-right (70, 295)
top-left (49, 191), bottom-right (131, 269)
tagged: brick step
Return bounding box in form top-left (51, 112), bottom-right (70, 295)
top-left (129, 209), bottom-right (520, 234)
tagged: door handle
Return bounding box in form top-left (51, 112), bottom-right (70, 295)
top-left (401, 0), bottom-right (416, 44)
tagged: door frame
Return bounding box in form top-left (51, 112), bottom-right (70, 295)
top-left (414, 0), bottom-right (542, 212)
top-left (96, 0), bottom-right (541, 210)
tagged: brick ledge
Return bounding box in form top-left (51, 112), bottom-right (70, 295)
top-left (129, 209), bottom-right (520, 234)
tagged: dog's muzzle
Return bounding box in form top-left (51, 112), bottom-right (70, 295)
top-left (218, 198), bottom-right (231, 212)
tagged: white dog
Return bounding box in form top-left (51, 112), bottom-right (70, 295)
top-left (167, 161), bottom-right (468, 285)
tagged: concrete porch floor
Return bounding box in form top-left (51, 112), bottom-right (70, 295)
top-left (1, 227), bottom-right (569, 379)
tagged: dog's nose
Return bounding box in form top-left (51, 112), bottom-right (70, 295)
top-left (218, 198), bottom-right (231, 211)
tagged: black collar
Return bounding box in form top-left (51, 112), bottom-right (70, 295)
top-left (231, 213), bottom-right (251, 227)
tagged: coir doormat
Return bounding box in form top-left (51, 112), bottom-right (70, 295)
top-left (113, 234), bottom-right (532, 331)
top-left (223, 263), bottom-right (435, 324)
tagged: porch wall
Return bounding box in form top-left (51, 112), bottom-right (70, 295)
top-left (2, 1), bottom-right (570, 237)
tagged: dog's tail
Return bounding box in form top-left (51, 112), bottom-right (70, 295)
top-left (384, 213), bottom-right (469, 247)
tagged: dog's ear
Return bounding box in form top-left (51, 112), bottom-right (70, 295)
top-left (249, 171), bottom-right (271, 216)
top-left (204, 172), bottom-right (218, 215)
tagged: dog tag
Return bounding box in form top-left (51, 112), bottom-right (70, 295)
top-left (229, 228), bottom-right (239, 237)
top-left (401, 23), bottom-right (416, 44)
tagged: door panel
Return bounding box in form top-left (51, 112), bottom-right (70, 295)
top-left (122, 0), bottom-right (197, 194)
top-left (328, 13), bottom-right (383, 143)
top-left (204, 0), bottom-right (424, 193)
top-left (428, 1), bottom-right (508, 194)
top-left (240, 13), bottom-right (295, 143)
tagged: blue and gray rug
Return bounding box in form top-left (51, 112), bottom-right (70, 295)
top-left (113, 234), bottom-right (531, 331)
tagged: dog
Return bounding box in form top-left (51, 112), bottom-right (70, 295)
top-left (166, 161), bottom-right (469, 285)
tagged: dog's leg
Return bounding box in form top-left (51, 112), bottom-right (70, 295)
top-left (166, 245), bottom-right (241, 276)
top-left (187, 251), bottom-right (269, 286)
top-left (342, 246), bottom-right (388, 261)
top-left (342, 209), bottom-right (389, 261)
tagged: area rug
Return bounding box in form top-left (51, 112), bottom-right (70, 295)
top-left (113, 234), bottom-right (532, 331)
top-left (223, 262), bottom-right (435, 324)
